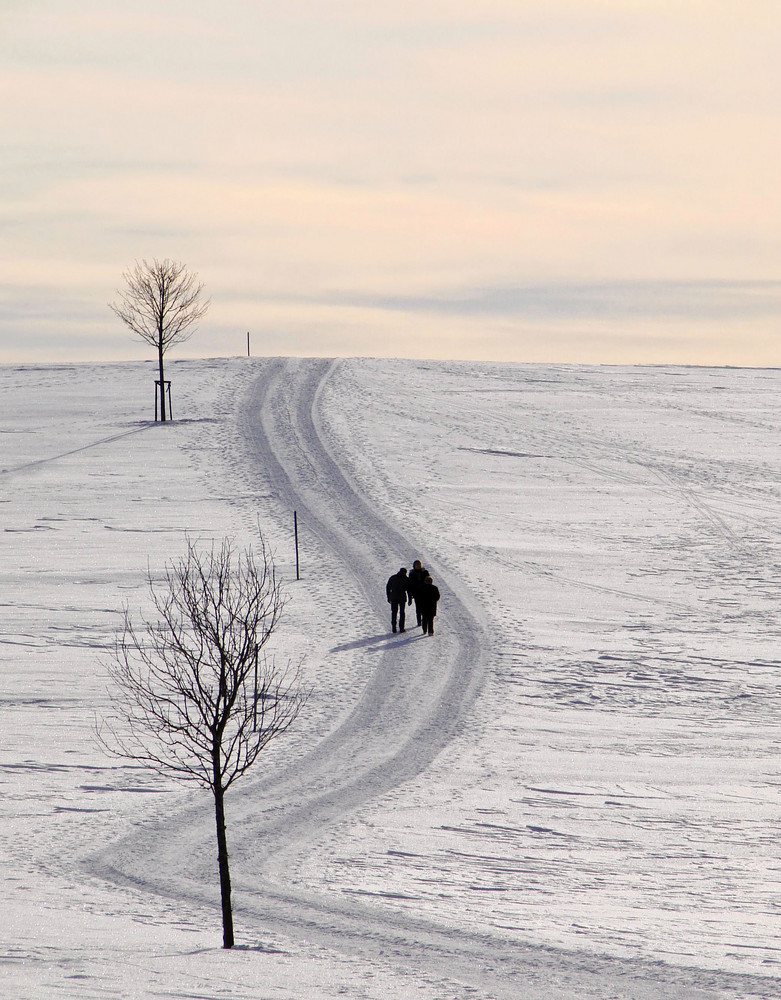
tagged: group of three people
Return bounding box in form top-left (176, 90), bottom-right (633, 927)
top-left (386, 560), bottom-right (440, 636)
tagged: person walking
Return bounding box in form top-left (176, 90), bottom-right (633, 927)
top-left (407, 559), bottom-right (428, 628)
top-left (418, 574), bottom-right (440, 636)
top-left (386, 567), bottom-right (410, 633)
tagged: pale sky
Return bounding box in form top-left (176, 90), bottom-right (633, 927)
top-left (2, 1), bottom-right (780, 365)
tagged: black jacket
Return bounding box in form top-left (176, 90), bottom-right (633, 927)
top-left (407, 566), bottom-right (428, 598)
top-left (386, 571), bottom-right (409, 603)
top-left (418, 581), bottom-right (440, 615)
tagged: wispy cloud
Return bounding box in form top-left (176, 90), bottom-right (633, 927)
top-left (322, 281), bottom-right (781, 322)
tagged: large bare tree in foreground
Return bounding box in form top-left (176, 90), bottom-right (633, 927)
top-left (100, 535), bottom-right (305, 948)
top-left (109, 258), bottom-right (209, 421)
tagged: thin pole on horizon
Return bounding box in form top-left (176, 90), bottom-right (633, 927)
top-left (247, 332), bottom-right (250, 357)
top-left (294, 511), bottom-right (300, 581)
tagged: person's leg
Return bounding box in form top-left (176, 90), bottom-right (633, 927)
top-left (391, 601), bottom-right (398, 632)
top-left (399, 601), bottom-right (405, 632)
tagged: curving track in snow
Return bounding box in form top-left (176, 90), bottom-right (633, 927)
top-left (232, 357), bottom-right (488, 845)
top-left (93, 359), bottom-right (781, 1000)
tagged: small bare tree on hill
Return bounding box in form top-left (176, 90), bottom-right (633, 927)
top-left (99, 535), bottom-right (305, 949)
top-left (109, 258), bottom-right (209, 421)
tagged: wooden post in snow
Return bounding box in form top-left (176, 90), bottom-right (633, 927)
top-left (294, 511), bottom-right (300, 581)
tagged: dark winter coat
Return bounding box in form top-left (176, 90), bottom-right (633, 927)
top-left (407, 566), bottom-right (428, 600)
top-left (417, 581), bottom-right (440, 616)
top-left (386, 570), bottom-right (410, 603)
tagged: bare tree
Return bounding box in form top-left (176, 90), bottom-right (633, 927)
top-left (99, 535), bottom-right (305, 949)
top-left (109, 258), bottom-right (210, 421)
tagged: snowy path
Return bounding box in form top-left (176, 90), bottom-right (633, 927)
top-left (235, 358), bottom-right (488, 834)
top-left (88, 358), bottom-right (781, 999)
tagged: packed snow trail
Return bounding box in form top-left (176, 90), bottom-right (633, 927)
top-left (232, 357), bottom-right (489, 845)
top-left (90, 358), bottom-right (781, 1000)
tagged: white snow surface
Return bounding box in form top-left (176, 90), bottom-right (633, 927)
top-left (2, 356), bottom-right (781, 999)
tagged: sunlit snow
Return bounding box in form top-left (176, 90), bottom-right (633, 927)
top-left (2, 357), bottom-right (781, 999)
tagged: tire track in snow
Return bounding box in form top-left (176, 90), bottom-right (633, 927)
top-left (228, 357), bottom-right (488, 858)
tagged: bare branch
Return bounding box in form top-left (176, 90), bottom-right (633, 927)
top-left (100, 535), bottom-right (300, 788)
top-left (109, 258), bottom-right (210, 353)
top-left (97, 533), bottom-right (307, 948)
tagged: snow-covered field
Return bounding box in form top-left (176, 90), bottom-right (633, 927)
top-left (3, 356), bottom-right (781, 999)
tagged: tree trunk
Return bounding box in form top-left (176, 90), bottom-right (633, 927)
top-left (158, 345), bottom-right (167, 422)
top-left (213, 781), bottom-right (234, 948)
